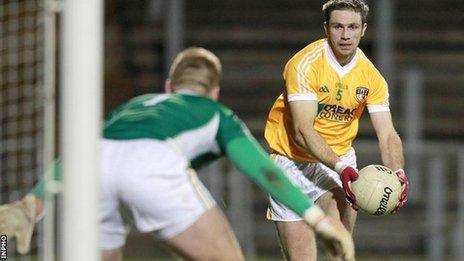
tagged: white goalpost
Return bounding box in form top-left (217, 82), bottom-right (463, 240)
top-left (42, 0), bottom-right (59, 260)
top-left (60, 0), bottom-right (103, 261)
top-left (1, 1), bottom-right (102, 259)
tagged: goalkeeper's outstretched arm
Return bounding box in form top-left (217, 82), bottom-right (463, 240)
top-left (0, 160), bottom-right (61, 254)
top-left (226, 137), bottom-right (355, 260)
top-left (1, 146), bottom-right (355, 259)
top-left (31, 160), bottom-right (62, 202)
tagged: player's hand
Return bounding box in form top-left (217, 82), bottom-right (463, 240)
top-left (303, 206), bottom-right (355, 261)
top-left (0, 194), bottom-right (37, 254)
top-left (335, 162), bottom-right (359, 209)
top-left (391, 169), bottom-right (409, 213)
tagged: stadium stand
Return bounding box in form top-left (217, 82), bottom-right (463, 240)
top-left (103, 0), bottom-right (464, 257)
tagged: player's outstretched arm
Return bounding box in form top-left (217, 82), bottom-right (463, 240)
top-left (0, 194), bottom-right (38, 254)
top-left (31, 159), bottom-right (62, 203)
top-left (226, 137), bottom-right (355, 260)
top-left (0, 160), bottom-right (61, 254)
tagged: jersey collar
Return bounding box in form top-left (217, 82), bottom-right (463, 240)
top-left (324, 41), bottom-right (358, 78)
top-left (175, 89), bottom-right (202, 96)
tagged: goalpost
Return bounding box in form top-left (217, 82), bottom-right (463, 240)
top-left (60, 1), bottom-right (103, 261)
top-left (1, 0), bottom-right (102, 260)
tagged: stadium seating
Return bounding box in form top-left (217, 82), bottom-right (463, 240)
top-left (104, 0), bottom-right (464, 256)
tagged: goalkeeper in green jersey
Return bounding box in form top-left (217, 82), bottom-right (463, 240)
top-left (0, 47), bottom-right (354, 261)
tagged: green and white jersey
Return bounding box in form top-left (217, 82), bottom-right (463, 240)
top-left (33, 91), bottom-right (315, 217)
top-left (103, 91), bottom-right (251, 169)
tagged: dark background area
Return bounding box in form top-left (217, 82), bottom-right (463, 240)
top-left (98, 0), bottom-right (464, 259)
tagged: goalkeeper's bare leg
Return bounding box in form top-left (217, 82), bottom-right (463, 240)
top-left (162, 206), bottom-right (244, 260)
top-left (101, 206), bottom-right (244, 261)
top-left (101, 247), bottom-right (123, 261)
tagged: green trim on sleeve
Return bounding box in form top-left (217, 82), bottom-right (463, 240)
top-left (32, 160), bottom-right (62, 201)
top-left (226, 136), bottom-right (313, 216)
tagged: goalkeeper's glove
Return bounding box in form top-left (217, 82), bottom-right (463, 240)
top-left (0, 194), bottom-right (37, 254)
top-left (303, 206), bottom-right (355, 261)
top-left (335, 161), bottom-right (359, 210)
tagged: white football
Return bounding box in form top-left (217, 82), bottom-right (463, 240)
top-left (351, 164), bottom-right (402, 216)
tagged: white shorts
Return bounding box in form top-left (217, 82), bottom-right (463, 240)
top-left (267, 148), bottom-right (357, 221)
top-left (99, 139), bottom-right (216, 250)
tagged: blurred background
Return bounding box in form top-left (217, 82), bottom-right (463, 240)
top-left (1, 0), bottom-right (464, 260)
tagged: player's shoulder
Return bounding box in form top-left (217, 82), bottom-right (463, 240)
top-left (179, 94), bottom-right (234, 117)
top-left (356, 49), bottom-right (383, 75)
top-left (128, 93), bottom-right (158, 103)
top-left (189, 94), bottom-right (225, 109)
top-left (213, 100), bottom-right (235, 117)
top-left (208, 99), bottom-right (244, 125)
top-left (112, 93), bottom-right (160, 111)
top-left (287, 39), bottom-right (326, 67)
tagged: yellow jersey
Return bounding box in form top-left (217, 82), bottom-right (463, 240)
top-left (265, 39), bottom-right (389, 162)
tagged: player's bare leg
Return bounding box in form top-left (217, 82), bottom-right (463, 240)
top-left (101, 247), bottom-right (123, 261)
top-left (162, 206), bottom-right (244, 261)
top-left (275, 220), bottom-right (317, 261)
top-left (328, 188), bottom-right (358, 232)
top-left (274, 188), bottom-right (356, 261)
top-left (316, 188), bottom-right (357, 260)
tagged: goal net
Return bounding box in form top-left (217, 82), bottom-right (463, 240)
top-left (0, 0), bottom-right (45, 257)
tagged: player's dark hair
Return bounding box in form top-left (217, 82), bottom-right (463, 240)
top-left (322, 0), bottom-right (369, 24)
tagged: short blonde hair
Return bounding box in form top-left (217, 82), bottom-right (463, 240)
top-left (322, 0), bottom-right (369, 24)
top-left (169, 47), bottom-right (222, 92)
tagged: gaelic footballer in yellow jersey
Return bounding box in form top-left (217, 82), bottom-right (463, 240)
top-left (265, 2), bottom-right (408, 260)
top-left (265, 38), bottom-right (390, 162)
